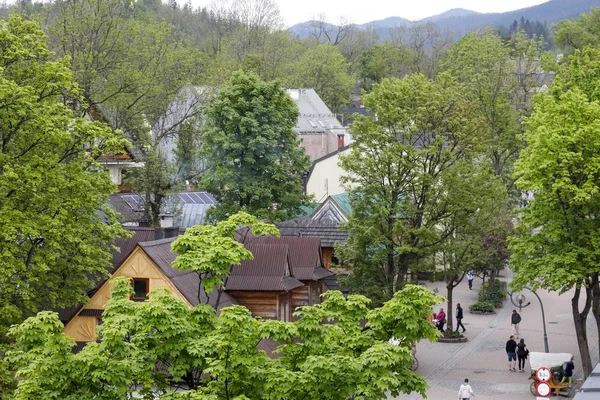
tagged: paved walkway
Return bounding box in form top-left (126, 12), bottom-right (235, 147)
top-left (390, 270), bottom-right (600, 400)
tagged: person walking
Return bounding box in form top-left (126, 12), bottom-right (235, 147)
top-left (455, 303), bottom-right (466, 333)
top-left (506, 335), bottom-right (518, 372)
top-left (511, 310), bottom-right (522, 338)
top-left (516, 338), bottom-right (529, 372)
top-left (458, 378), bottom-right (475, 400)
top-left (466, 271), bottom-right (474, 290)
top-left (561, 360), bottom-right (575, 387)
top-left (436, 308), bottom-right (446, 333)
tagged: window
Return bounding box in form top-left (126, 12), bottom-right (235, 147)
top-left (131, 278), bottom-right (149, 301)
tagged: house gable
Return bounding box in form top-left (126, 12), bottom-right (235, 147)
top-left (63, 246), bottom-right (192, 342)
top-left (311, 197), bottom-right (349, 223)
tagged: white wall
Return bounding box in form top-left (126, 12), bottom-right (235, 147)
top-left (306, 150), bottom-right (352, 202)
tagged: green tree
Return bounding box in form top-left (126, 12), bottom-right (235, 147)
top-left (8, 278), bottom-right (442, 399)
top-left (389, 21), bottom-right (452, 79)
top-left (435, 166), bottom-right (508, 332)
top-left (0, 14), bottom-right (126, 388)
top-left (284, 43), bottom-right (353, 112)
top-left (171, 212), bottom-right (279, 308)
top-left (48, 0), bottom-right (204, 225)
top-left (441, 30), bottom-right (522, 183)
top-left (509, 49), bottom-right (600, 376)
top-left (554, 8), bottom-right (600, 52)
top-left (357, 44), bottom-right (415, 91)
top-left (200, 71), bottom-right (311, 222)
top-left (337, 74), bottom-right (484, 304)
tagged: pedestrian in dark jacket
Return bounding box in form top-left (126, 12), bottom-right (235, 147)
top-left (506, 335), bottom-right (517, 372)
top-left (455, 303), bottom-right (466, 333)
top-left (511, 310), bottom-right (521, 338)
top-left (516, 338), bottom-right (529, 372)
top-left (561, 360), bottom-right (575, 387)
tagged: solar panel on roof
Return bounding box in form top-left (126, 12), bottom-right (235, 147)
top-left (189, 193), bottom-right (202, 204)
top-left (176, 192), bottom-right (216, 205)
top-left (178, 193), bottom-right (194, 204)
top-left (121, 194), bottom-right (145, 212)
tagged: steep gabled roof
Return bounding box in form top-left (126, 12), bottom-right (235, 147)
top-left (245, 236), bottom-right (333, 281)
top-left (227, 244), bottom-right (303, 292)
top-left (58, 227), bottom-right (160, 323)
top-left (139, 237), bottom-right (238, 308)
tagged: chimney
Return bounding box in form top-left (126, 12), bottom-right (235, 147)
top-left (184, 180), bottom-right (193, 192)
top-left (159, 213), bottom-right (174, 228)
top-left (337, 134), bottom-right (345, 149)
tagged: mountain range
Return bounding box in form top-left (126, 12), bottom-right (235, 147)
top-left (289, 0), bottom-right (600, 42)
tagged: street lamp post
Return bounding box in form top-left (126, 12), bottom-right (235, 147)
top-left (509, 286), bottom-right (550, 353)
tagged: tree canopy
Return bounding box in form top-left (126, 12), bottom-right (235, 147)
top-left (0, 15), bottom-right (126, 344)
top-left (509, 47), bottom-right (600, 376)
top-left (200, 71), bottom-right (311, 222)
top-left (8, 278), bottom-right (442, 399)
top-left (337, 73), bottom-right (496, 303)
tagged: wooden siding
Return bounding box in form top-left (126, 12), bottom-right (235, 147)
top-left (322, 247), bottom-right (333, 269)
top-left (292, 285), bottom-right (310, 311)
top-left (228, 291), bottom-right (294, 321)
top-left (63, 247), bottom-right (192, 342)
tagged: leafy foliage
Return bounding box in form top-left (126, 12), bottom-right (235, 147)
top-left (469, 301), bottom-right (495, 313)
top-left (283, 43), bottom-right (353, 112)
top-left (337, 73), bottom-right (487, 303)
top-left (171, 212), bottom-right (279, 303)
top-left (477, 281), bottom-right (506, 307)
top-left (509, 47), bottom-right (600, 376)
top-left (200, 71), bottom-right (311, 222)
top-left (8, 279), bottom-right (443, 399)
top-left (0, 15), bottom-right (127, 339)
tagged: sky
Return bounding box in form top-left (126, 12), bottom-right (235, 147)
top-left (188, 0), bottom-right (550, 27)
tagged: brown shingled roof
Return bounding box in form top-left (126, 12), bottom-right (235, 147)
top-left (226, 244), bottom-right (304, 291)
top-left (245, 236), bottom-right (333, 281)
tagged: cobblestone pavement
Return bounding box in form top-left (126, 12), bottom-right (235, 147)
top-left (389, 269), bottom-right (600, 400)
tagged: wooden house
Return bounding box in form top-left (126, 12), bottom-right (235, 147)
top-left (244, 236), bottom-right (333, 314)
top-left (61, 236), bottom-right (237, 348)
top-left (59, 229), bottom-right (328, 346)
top-left (226, 243), bottom-right (303, 322)
top-left (276, 193), bottom-right (351, 269)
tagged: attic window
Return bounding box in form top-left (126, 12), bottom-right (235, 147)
top-left (131, 278), bottom-right (149, 301)
top-left (308, 119), bottom-right (317, 128)
top-left (318, 119), bottom-right (326, 127)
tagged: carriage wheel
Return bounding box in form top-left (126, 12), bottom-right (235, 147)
top-left (530, 381), bottom-right (537, 396)
top-left (411, 358), bottom-right (419, 372)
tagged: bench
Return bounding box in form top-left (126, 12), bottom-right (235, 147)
top-left (548, 376), bottom-right (569, 396)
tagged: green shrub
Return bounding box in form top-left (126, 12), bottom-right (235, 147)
top-left (444, 330), bottom-right (465, 338)
top-left (478, 280), bottom-right (507, 307)
top-left (469, 301), bottom-right (495, 313)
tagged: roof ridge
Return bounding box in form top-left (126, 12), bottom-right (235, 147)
top-left (138, 236), bottom-right (178, 247)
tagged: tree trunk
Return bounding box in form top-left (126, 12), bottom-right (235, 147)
top-left (446, 280), bottom-right (454, 334)
top-left (487, 268), bottom-right (497, 298)
top-left (590, 274), bottom-right (600, 362)
top-left (572, 286), bottom-right (593, 377)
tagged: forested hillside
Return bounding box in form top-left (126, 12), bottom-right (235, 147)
top-left (290, 0), bottom-right (600, 43)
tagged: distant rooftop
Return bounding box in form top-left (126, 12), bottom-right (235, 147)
top-left (286, 88), bottom-right (345, 134)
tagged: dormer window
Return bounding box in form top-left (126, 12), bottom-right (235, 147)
top-left (132, 278), bottom-right (149, 301)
